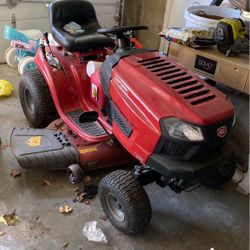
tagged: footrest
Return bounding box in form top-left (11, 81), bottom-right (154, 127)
top-left (11, 128), bottom-right (79, 169)
top-left (68, 110), bottom-right (107, 137)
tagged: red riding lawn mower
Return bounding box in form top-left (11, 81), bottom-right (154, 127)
top-left (11, 0), bottom-right (237, 234)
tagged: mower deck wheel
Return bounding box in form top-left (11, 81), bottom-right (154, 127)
top-left (19, 69), bottom-right (58, 128)
top-left (67, 164), bottom-right (84, 184)
top-left (203, 155), bottom-right (236, 188)
top-left (99, 170), bottom-right (152, 234)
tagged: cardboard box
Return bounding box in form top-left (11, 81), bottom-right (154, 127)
top-left (168, 43), bottom-right (249, 95)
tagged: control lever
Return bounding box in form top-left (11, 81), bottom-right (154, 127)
top-left (40, 44), bottom-right (47, 61)
top-left (41, 32), bottom-right (64, 74)
top-left (43, 32), bottom-right (55, 57)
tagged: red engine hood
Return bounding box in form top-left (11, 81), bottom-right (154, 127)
top-left (109, 51), bottom-right (234, 163)
top-left (111, 51), bottom-right (234, 126)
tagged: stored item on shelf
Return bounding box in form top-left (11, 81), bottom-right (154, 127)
top-left (160, 28), bottom-right (216, 48)
top-left (228, 0), bottom-right (249, 12)
top-left (168, 42), bottom-right (249, 95)
top-left (214, 18), bottom-right (249, 56)
top-left (185, 5), bottom-right (241, 30)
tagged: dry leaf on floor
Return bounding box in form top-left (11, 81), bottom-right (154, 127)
top-left (61, 241), bottom-right (69, 249)
top-left (58, 205), bottom-right (73, 214)
top-left (42, 180), bottom-right (52, 186)
top-left (84, 176), bottom-right (91, 183)
top-left (74, 192), bottom-right (86, 202)
top-left (2, 144), bottom-right (10, 150)
top-left (73, 184), bottom-right (98, 203)
top-left (99, 215), bottom-right (107, 221)
top-left (0, 231), bottom-right (6, 237)
top-left (10, 169), bottom-right (21, 177)
top-left (0, 210), bottom-right (18, 226)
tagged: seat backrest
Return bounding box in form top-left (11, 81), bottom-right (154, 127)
top-left (49, 0), bottom-right (98, 30)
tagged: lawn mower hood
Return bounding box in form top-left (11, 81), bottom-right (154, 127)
top-left (101, 50), bottom-right (235, 163)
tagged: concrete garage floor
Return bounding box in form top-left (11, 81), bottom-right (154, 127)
top-left (0, 64), bottom-right (249, 250)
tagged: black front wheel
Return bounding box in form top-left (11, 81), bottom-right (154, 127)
top-left (99, 170), bottom-right (152, 234)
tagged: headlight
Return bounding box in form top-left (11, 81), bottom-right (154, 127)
top-left (163, 118), bottom-right (204, 142)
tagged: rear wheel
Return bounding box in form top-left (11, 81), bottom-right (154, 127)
top-left (19, 69), bottom-right (58, 128)
top-left (99, 170), bottom-right (152, 234)
top-left (203, 155), bottom-right (236, 188)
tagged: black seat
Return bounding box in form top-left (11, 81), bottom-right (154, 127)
top-left (49, 0), bottom-right (114, 51)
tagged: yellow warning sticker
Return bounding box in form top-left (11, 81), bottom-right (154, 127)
top-left (79, 147), bottom-right (97, 154)
top-left (25, 136), bottom-right (42, 147)
top-left (91, 84), bottom-right (98, 100)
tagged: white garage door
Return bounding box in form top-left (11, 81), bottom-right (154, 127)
top-left (0, 0), bottom-right (122, 62)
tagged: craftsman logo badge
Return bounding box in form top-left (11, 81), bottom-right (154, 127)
top-left (194, 55), bottom-right (217, 75)
top-left (217, 126), bottom-right (227, 138)
top-left (25, 136), bottom-right (42, 147)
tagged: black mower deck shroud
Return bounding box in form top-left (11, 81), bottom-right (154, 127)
top-left (11, 128), bottom-right (79, 170)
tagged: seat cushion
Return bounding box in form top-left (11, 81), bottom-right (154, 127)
top-left (49, 0), bottom-right (114, 51)
top-left (52, 25), bottom-right (114, 51)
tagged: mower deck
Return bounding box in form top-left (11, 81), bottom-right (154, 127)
top-left (11, 128), bottom-right (79, 170)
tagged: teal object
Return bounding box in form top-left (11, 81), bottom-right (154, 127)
top-left (4, 25), bottom-right (41, 58)
top-left (4, 25), bottom-right (30, 43)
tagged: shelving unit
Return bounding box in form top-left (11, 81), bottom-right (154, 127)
top-left (168, 42), bottom-right (249, 95)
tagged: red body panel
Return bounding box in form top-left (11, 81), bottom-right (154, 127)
top-left (35, 48), bottom-right (234, 165)
top-left (35, 47), bottom-right (112, 143)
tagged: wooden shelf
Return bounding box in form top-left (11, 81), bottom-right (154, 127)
top-left (168, 43), bottom-right (249, 95)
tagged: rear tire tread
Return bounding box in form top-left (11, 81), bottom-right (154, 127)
top-left (19, 69), bottom-right (58, 128)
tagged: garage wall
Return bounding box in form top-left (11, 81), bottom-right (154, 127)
top-left (0, 0), bottom-right (121, 62)
top-left (122, 0), bottom-right (167, 49)
top-left (122, 0), bottom-right (220, 50)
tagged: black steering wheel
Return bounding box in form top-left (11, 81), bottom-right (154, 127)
top-left (97, 25), bottom-right (148, 35)
top-left (97, 25), bottom-right (148, 52)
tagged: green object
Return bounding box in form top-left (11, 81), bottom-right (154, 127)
top-left (214, 18), bottom-right (249, 56)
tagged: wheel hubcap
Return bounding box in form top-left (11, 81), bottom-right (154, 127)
top-left (69, 173), bottom-right (76, 184)
top-left (25, 62), bottom-right (36, 72)
top-left (106, 193), bottom-right (125, 223)
top-left (24, 88), bottom-right (34, 114)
